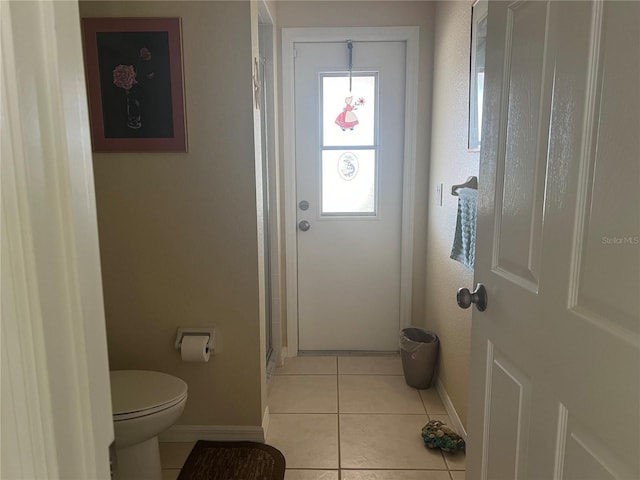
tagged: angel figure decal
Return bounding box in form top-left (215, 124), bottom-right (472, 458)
top-left (335, 96), bottom-right (365, 131)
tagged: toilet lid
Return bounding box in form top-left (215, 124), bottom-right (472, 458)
top-left (110, 370), bottom-right (188, 418)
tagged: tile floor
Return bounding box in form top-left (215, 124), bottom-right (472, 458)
top-left (158, 355), bottom-right (465, 480)
top-left (268, 355), bottom-right (466, 480)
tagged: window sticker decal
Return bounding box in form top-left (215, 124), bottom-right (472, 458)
top-left (338, 151), bottom-right (359, 180)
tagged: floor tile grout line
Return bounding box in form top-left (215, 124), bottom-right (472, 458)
top-left (282, 467), bottom-right (456, 471)
top-left (270, 412), bottom-right (431, 416)
top-left (340, 467), bottom-right (455, 471)
top-left (419, 388), bottom-right (431, 416)
top-left (336, 367), bottom-right (342, 475)
top-left (417, 383), bottom-right (429, 416)
top-left (275, 374), bottom-right (407, 377)
top-left (273, 373), bottom-right (339, 376)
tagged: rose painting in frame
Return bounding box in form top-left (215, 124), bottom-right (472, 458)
top-left (82, 18), bottom-right (186, 152)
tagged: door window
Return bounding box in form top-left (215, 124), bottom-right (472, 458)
top-left (320, 73), bottom-right (378, 215)
top-left (321, 149), bottom-right (376, 213)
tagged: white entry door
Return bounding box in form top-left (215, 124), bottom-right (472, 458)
top-left (467, 2), bottom-right (639, 479)
top-left (294, 40), bottom-right (406, 351)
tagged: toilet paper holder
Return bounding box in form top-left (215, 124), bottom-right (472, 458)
top-left (174, 327), bottom-right (216, 354)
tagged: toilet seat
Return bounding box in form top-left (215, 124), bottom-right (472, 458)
top-left (111, 370), bottom-right (188, 421)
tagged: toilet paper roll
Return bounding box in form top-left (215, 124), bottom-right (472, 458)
top-left (180, 335), bottom-right (210, 362)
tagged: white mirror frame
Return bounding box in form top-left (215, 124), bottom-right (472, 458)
top-left (468, 0), bottom-right (487, 151)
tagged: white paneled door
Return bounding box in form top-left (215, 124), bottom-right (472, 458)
top-left (294, 41), bottom-right (406, 351)
top-left (468, 2), bottom-right (639, 479)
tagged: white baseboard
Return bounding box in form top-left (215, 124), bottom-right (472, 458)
top-left (159, 424), bottom-right (265, 443)
top-left (436, 377), bottom-right (468, 442)
top-left (279, 346), bottom-right (288, 365)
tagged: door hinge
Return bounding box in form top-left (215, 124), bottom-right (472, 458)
top-left (293, 47), bottom-right (298, 60)
top-left (109, 441), bottom-right (119, 480)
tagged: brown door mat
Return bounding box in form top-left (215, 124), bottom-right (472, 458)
top-left (177, 440), bottom-right (286, 480)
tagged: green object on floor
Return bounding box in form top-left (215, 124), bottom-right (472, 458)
top-left (422, 419), bottom-right (466, 453)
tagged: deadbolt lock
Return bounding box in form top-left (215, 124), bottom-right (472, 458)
top-left (298, 220), bottom-right (311, 232)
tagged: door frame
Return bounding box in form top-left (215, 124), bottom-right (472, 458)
top-left (282, 27), bottom-right (420, 355)
top-left (258, 0), bottom-right (284, 369)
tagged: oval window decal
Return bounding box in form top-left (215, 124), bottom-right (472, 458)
top-left (337, 151), bottom-right (359, 181)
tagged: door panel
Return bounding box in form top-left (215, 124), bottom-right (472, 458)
top-left (468, 2), bottom-right (640, 479)
top-left (562, 415), bottom-right (633, 480)
top-left (294, 41), bottom-right (406, 351)
top-left (494, 1), bottom-right (553, 292)
top-left (484, 343), bottom-right (532, 480)
top-left (572, 3), bottom-right (640, 331)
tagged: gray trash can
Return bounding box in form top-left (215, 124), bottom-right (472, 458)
top-left (400, 327), bottom-right (439, 389)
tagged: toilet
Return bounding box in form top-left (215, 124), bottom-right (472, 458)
top-left (110, 370), bottom-right (188, 480)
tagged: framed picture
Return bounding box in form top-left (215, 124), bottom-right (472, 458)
top-left (468, 0), bottom-right (487, 151)
top-left (82, 18), bottom-right (186, 152)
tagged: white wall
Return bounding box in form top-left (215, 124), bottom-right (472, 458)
top-left (425, 1), bottom-right (479, 427)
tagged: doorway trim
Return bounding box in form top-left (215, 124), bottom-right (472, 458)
top-left (282, 27), bottom-right (419, 355)
top-left (258, 0), bottom-right (284, 370)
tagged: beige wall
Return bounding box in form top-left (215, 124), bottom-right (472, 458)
top-left (275, 1), bottom-right (436, 335)
top-left (80, 1), bottom-right (265, 427)
top-left (425, 1), bottom-right (478, 427)
top-left (81, 0), bottom-right (475, 430)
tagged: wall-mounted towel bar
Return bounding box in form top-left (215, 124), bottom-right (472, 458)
top-left (451, 176), bottom-right (478, 196)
